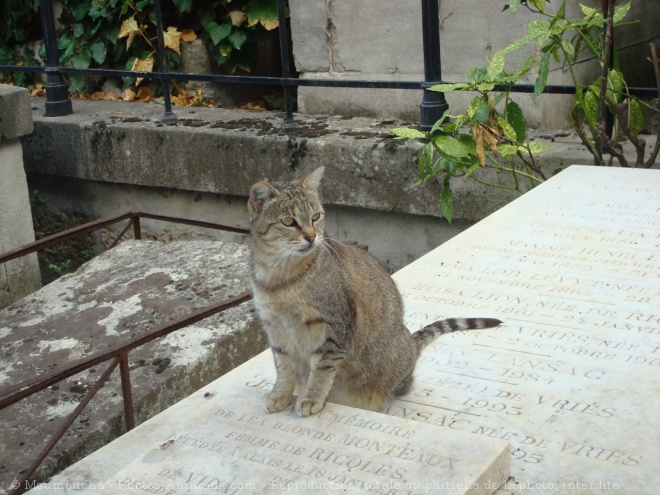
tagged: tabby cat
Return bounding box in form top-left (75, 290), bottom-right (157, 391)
top-left (248, 167), bottom-right (501, 416)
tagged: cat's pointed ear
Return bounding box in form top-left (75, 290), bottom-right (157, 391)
top-left (301, 167), bottom-right (325, 191)
top-left (248, 181), bottom-right (277, 220)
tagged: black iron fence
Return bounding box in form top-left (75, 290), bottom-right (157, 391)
top-left (1, 0), bottom-right (655, 132)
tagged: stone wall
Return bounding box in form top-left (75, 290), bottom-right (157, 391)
top-left (289, 0), bottom-right (660, 128)
top-left (20, 98), bottom-right (615, 274)
top-left (0, 85), bottom-right (41, 308)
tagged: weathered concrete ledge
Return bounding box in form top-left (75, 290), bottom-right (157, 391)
top-left (21, 98), bottom-right (658, 271)
top-left (22, 98), bottom-right (584, 220)
top-left (0, 239), bottom-right (265, 492)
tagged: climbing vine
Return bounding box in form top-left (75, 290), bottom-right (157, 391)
top-left (0, 0), bottom-right (282, 95)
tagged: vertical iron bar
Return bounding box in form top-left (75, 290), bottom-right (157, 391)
top-left (419, 0), bottom-right (449, 132)
top-left (132, 215), bottom-right (142, 240)
top-left (10, 358), bottom-right (120, 495)
top-left (277, 0), bottom-right (299, 132)
top-left (119, 351), bottom-right (135, 431)
top-left (153, 0), bottom-right (177, 124)
top-left (39, 0), bottom-right (72, 117)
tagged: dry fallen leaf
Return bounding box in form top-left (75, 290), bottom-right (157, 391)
top-left (240, 98), bottom-right (267, 111)
top-left (229, 10), bottom-right (247, 27)
top-left (123, 87), bottom-right (137, 102)
top-left (483, 125), bottom-right (501, 158)
top-left (260, 19), bottom-right (279, 31)
top-left (136, 86), bottom-right (154, 102)
top-left (118, 16), bottom-right (140, 50)
top-left (181, 29), bottom-right (197, 42)
top-left (30, 83), bottom-right (45, 97)
top-left (131, 56), bottom-right (154, 85)
top-left (164, 26), bottom-right (182, 54)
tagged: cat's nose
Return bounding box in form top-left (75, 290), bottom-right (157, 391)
top-left (302, 229), bottom-right (316, 243)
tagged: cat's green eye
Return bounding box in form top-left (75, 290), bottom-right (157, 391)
top-left (311, 212), bottom-right (321, 222)
top-left (281, 217), bottom-right (296, 227)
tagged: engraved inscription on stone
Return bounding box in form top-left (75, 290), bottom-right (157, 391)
top-left (34, 354), bottom-right (509, 495)
top-left (390, 166), bottom-right (660, 494)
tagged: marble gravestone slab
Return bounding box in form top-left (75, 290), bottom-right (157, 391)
top-left (388, 166), bottom-right (660, 494)
top-left (32, 352), bottom-right (510, 495)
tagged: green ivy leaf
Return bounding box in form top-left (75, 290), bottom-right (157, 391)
top-left (228, 29), bottom-right (248, 50)
top-left (561, 38), bottom-right (575, 58)
top-left (198, 9), bottom-right (215, 29)
top-left (172, 0), bottom-right (193, 13)
top-left (504, 101), bottom-right (526, 142)
top-left (246, 0), bottom-right (279, 29)
top-left (207, 22), bottom-right (232, 45)
top-left (391, 127), bottom-right (426, 140)
top-left (508, 0), bottom-right (521, 13)
top-left (73, 23), bottom-right (85, 39)
top-left (71, 48), bottom-right (92, 68)
top-left (70, 2), bottom-right (88, 21)
top-left (68, 74), bottom-right (86, 93)
top-left (90, 41), bottom-right (107, 65)
top-left (57, 33), bottom-right (72, 51)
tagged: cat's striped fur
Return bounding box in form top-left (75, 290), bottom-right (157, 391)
top-left (248, 167), bottom-right (501, 416)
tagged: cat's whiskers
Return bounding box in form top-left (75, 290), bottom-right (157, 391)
top-left (263, 243), bottom-right (299, 287)
top-left (318, 234), bottom-right (341, 261)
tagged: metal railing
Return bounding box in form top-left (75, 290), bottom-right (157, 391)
top-left (0, 211), bottom-right (253, 495)
top-left (1, 0), bottom-right (655, 132)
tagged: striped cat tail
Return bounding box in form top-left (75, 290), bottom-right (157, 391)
top-left (412, 317), bottom-right (502, 351)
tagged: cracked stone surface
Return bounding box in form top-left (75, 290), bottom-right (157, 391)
top-left (0, 240), bottom-right (266, 491)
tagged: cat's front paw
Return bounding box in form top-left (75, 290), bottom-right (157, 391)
top-left (264, 392), bottom-right (292, 413)
top-left (295, 397), bottom-right (325, 417)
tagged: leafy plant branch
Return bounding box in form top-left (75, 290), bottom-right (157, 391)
top-left (1, 0), bottom-right (284, 97)
top-left (393, 0), bottom-right (657, 224)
